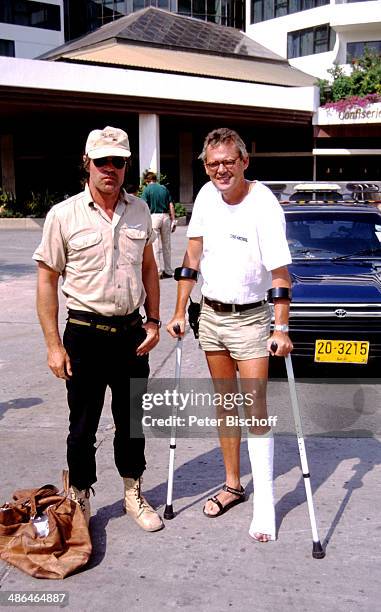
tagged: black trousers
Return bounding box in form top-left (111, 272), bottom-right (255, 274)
top-left (63, 314), bottom-right (149, 490)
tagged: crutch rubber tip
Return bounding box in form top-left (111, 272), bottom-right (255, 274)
top-left (312, 541), bottom-right (326, 559)
top-left (164, 504), bottom-right (175, 520)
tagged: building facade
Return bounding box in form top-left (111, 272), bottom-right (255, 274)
top-left (0, 0), bottom-right (65, 59)
top-left (246, 0), bottom-right (381, 79)
top-left (0, 8), bottom-right (316, 207)
top-left (245, 1), bottom-right (381, 183)
top-left (1, 3), bottom-right (379, 205)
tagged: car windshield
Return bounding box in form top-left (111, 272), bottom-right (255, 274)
top-left (286, 212), bottom-right (381, 258)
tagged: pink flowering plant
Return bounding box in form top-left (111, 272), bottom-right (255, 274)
top-left (318, 48), bottom-right (381, 111)
top-left (323, 93), bottom-right (381, 112)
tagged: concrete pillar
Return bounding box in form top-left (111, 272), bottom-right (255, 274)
top-left (179, 131), bottom-right (193, 209)
top-left (139, 114), bottom-right (160, 179)
top-left (245, 0), bottom-right (251, 31)
top-left (0, 134), bottom-right (16, 197)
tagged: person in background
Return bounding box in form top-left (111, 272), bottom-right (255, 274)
top-left (141, 171), bottom-right (176, 279)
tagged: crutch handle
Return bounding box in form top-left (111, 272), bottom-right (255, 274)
top-left (270, 341), bottom-right (278, 353)
top-left (173, 323), bottom-right (181, 335)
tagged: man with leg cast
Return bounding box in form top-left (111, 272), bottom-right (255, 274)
top-left (167, 128), bottom-right (293, 541)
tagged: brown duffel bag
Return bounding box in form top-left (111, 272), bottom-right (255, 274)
top-left (0, 470), bottom-right (92, 579)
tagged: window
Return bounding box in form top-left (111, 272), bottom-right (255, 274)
top-left (0, 39), bottom-right (15, 57)
top-left (0, 1), bottom-right (61, 31)
top-left (177, 0), bottom-right (243, 27)
top-left (288, 24), bottom-right (335, 58)
top-left (286, 213), bottom-right (381, 257)
top-left (347, 41), bottom-right (381, 62)
top-left (251, 0), bottom-right (329, 24)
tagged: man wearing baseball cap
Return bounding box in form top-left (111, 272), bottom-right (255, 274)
top-left (33, 126), bottom-right (163, 532)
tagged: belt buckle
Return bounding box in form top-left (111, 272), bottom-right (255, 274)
top-left (96, 324), bottom-right (109, 332)
top-left (96, 324), bottom-right (117, 333)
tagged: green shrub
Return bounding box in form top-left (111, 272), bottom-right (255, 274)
top-left (0, 189), bottom-right (62, 218)
top-left (24, 190), bottom-right (59, 218)
top-left (174, 203), bottom-right (186, 218)
top-left (0, 188), bottom-right (23, 217)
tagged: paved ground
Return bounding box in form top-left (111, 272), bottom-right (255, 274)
top-left (0, 227), bottom-right (380, 611)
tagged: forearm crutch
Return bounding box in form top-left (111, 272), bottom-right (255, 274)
top-left (272, 342), bottom-right (325, 559)
top-left (164, 324), bottom-right (182, 520)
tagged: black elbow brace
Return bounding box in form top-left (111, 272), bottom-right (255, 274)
top-left (267, 287), bottom-right (292, 302)
top-left (174, 267), bottom-right (199, 282)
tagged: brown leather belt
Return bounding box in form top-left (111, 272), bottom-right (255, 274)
top-left (204, 297), bottom-right (266, 313)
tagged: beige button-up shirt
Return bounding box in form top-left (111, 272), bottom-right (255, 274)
top-left (33, 185), bottom-right (155, 316)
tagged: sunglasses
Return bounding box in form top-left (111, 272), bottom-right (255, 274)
top-left (93, 157), bottom-right (127, 170)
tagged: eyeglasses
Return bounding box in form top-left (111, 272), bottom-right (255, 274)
top-left (93, 157), bottom-right (127, 170)
top-left (204, 157), bottom-right (241, 171)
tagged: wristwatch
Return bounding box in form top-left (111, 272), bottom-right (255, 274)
top-left (146, 317), bottom-right (162, 328)
top-left (274, 324), bottom-right (289, 332)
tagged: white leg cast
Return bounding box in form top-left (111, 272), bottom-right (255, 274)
top-left (247, 430), bottom-right (276, 541)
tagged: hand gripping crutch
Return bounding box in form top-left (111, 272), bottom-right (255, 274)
top-left (164, 324), bottom-right (183, 520)
top-left (272, 343), bottom-right (325, 559)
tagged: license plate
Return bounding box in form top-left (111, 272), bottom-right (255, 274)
top-left (314, 339), bottom-right (369, 364)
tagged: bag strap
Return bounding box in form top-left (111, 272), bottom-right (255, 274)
top-left (1, 476), bottom-right (68, 518)
top-left (2, 485), bottom-right (58, 516)
top-left (62, 469), bottom-right (70, 497)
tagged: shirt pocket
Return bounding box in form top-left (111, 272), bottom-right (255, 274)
top-left (68, 231), bottom-right (105, 271)
top-left (119, 227), bottom-right (147, 265)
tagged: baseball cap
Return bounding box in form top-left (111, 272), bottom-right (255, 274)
top-left (85, 126), bottom-right (131, 159)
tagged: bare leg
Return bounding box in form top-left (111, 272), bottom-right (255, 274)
top-left (237, 357), bottom-right (269, 435)
top-left (203, 350), bottom-right (243, 516)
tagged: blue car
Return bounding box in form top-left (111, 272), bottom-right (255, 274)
top-left (278, 202), bottom-right (381, 376)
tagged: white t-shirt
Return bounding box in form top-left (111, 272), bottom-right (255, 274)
top-left (187, 180), bottom-right (291, 304)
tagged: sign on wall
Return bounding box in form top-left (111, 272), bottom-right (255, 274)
top-left (314, 103), bottom-right (381, 125)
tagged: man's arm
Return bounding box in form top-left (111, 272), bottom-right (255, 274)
top-left (268, 265), bottom-right (293, 357)
top-left (166, 237), bottom-right (203, 337)
top-left (36, 261), bottom-right (72, 379)
top-left (139, 243), bottom-right (160, 356)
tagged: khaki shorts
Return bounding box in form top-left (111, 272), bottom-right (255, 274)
top-left (198, 301), bottom-right (271, 360)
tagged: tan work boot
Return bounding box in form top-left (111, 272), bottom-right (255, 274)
top-left (123, 477), bottom-right (163, 532)
top-left (69, 486), bottom-right (91, 526)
